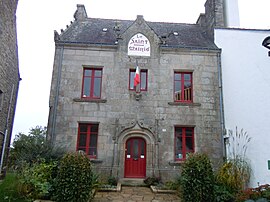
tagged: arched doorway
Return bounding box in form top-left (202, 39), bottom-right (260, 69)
top-left (124, 137), bottom-right (146, 178)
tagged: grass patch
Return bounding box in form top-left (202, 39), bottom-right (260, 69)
top-left (0, 173), bottom-right (29, 202)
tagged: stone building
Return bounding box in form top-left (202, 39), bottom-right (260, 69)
top-left (0, 0), bottom-right (20, 176)
top-left (47, 0), bottom-right (225, 180)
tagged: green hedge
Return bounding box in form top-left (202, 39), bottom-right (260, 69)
top-left (180, 153), bottom-right (215, 202)
top-left (53, 152), bottom-right (95, 202)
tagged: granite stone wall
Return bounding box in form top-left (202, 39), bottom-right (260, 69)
top-left (48, 15), bottom-right (223, 181)
top-left (0, 0), bottom-right (20, 174)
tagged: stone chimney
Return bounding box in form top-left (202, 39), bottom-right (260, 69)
top-left (74, 4), bottom-right (87, 21)
top-left (197, 0), bottom-right (225, 40)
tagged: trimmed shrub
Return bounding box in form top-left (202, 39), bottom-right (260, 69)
top-left (180, 153), bottom-right (215, 202)
top-left (53, 152), bottom-right (95, 202)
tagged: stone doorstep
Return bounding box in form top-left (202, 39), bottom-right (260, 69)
top-left (150, 185), bottom-right (177, 194)
top-left (119, 178), bottom-right (146, 186)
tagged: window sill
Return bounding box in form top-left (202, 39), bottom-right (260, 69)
top-left (168, 161), bottom-right (185, 166)
top-left (168, 102), bottom-right (201, 107)
top-left (90, 159), bottom-right (103, 164)
top-left (73, 98), bottom-right (107, 103)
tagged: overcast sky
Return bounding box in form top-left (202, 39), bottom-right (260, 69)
top-left (13, 0), bottom-right (270, 139)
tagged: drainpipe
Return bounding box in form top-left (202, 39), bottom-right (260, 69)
top-left (155, 119), bottom-right (161, 178)
top-left (110, 118), bottom-right (119, 176)
top-left (50, 46), bottom-right (64, 144)
top-left (0, 84), bottom-right (14, 175)
top-left (217, 51), bottom-right (226, 158)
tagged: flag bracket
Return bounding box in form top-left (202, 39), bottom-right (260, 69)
top-left (134, 91), bottom-right (142, 101)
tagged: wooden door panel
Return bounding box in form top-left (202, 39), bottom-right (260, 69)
top-left (124, 137), bottom-right (146, 178)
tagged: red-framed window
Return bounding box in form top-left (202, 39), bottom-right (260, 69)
top-left (175, 127), bottom-right (194, 161)
top-left (174, 72), bottom-right (192, 102)
top-left (81, 68), bottom-right (102, 99)
top-left (0, 89), bottom-right (3, 111)
top-left (77, 123), bottom-right (98, 158)
top-left (129, 69), bottom-right (148, 91)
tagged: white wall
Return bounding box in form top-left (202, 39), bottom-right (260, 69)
top-left (215, 28), bottom-right (270, 187)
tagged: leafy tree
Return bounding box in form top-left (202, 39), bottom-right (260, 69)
top-left (9, 126), bottom-right (64, 169)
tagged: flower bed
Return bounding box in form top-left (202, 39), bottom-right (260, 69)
top-left (98, 182), bottom-right (121, 192)
top-left (150, 185), bottom-right (177, 194)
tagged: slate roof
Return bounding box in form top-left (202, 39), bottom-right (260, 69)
top-left (57, 17), bottom-right (219, 50)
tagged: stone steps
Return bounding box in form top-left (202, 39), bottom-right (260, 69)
top-left (119, 178), bottom-right (147, 186)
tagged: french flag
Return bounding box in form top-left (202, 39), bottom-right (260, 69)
top-left (134, 66), bottom-right (140, 87)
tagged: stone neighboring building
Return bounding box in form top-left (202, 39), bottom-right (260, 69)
top-left (47, 0), bottom-right (224, 180)
top-left (0, 0), bottom-right (20, 175)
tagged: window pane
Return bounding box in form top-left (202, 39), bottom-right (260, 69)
top-left (133, 139), bottom-right (139, 158)
top-left (89, 134), bottom-right (97, 147)
top-left (186, 128), bottom-right (193, 137)
top-left (175, 127), bottom-right (182, 135)
top-left (83, 77), bottom-right (91, 97)
top-left (176, 136), bottom-right (182, 150)
top-left (186, 137), bottom-right (193, 151)
top-left (85, 69), bottom-right (92, 76)
top-left (127, 140), bottom-right (131, 155)
top-left (95, 70), bottom-right (102, 77)
top-left (93, 78), bottom-right (101, 97)
top-left (80, 125), bottom-right (88, 133)
top-left (129, 70), bottom-right (135, 89)
top-left (184, 73), bottom-right (191, 81)
top-left (91, 125), bottom-right (98, 132)
top-left (176, 136), bottom-right (183, 159)
top-left (140, 140), bottom-right (145, 155)
top-left (184, 81), bottom-right (191, 88)
top-left (174, 73), bottom-right (181, 80)
top-left (140, 71), bottom-right (147, 90)
top-left (174, 81), bottom-right (181, 92)
top-left (79, 134), bottom-right (87, 147)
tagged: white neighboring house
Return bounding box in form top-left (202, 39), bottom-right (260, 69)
top-left (215, 28), bottom-right (270, 187)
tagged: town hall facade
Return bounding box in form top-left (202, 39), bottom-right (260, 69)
top-left (47, 1), bottom-right (224, 180)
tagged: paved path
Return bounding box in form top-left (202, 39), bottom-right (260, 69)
top-left (92, 186), bottom-right (181, 202)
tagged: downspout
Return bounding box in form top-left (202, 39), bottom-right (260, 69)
top-left (51, 45), bottom-right (64, 144)
top-left (110, 118), bottom-right (119, 176)
top-left (217, 51), bottom-right (226, 158)
top-left (0, 84), bottom-right (14, 175)
top-left (155, 119), bottom-right (161, 178)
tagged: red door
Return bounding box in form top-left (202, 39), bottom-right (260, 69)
top-left (124, 137), bottom-right (146, 178)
